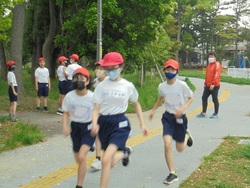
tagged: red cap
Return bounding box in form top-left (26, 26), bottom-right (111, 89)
top-left (95, 59), bottom-right (104, 66)
top-left (58, 56), bottom-right (68, 63)
top-left (70, 54), bottom-right (79, 61)
top-left (101, 52), bottom-right (124, 67)
top-left (73, 67), bottom-right (90, 79)
top-left (6, 61), bottom-right (15, 67)
top-left (163, 59), bottom-right (179, 70)
top-left (38, 57), bottom-right (45, 62)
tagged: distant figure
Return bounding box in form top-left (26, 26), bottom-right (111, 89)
top-left (34, 57), bottom-right (50, 112)
top-left (56, 56), bottom-right (68, 115)
top-left (65, 54), bottom-right (82, 93)
top-left (149, 59), bottom-right (194, 185)
top-left (7, 60), bottom-right (18, 121)
top-left (197, 51), bottom-right (222, 119)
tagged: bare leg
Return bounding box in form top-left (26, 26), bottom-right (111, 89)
top-left (100, 144), bottom-right (124, 188)
top-left (75, 145), bottom-right (90, 187)
top-left (163, 135), bottom-right (174, 172)
top-left (43, 97), bottom-right (47, 107)
top-left (36, 96), bottom-right (41, 107)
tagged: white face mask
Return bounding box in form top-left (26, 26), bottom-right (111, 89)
top-left (208, 57), bottom-right (215, 63)
top-left (95, 69), bottom-right (105, 78)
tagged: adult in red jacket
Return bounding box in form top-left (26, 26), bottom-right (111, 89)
top-left (197, 51), bottom-right (222, 119)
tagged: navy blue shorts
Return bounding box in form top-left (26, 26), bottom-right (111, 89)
top-left (70, 121), bottom-right (96, 152)
top-left (67, 80), bottom-right (72, 93)
top-left (98, 113), bottom-right (131, 151)
top-left (161, 111), bottom-right (188, 143)
top-left (58, 81), bottom-right (67, 95)
top-left (8, 86), bottom-right (18, 102)
top-left (37, 83), bottom-right (49, 97)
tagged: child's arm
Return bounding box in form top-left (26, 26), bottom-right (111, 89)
top-left (91, 103), bottom-right (100, 136)
top-left (175, 96), bottom-right (194, 118)
top-left (62, 112), bottom-right (70, 136)
top-left (133, 101), bottom-right (148, 136)
top-left (148, 96), bottom-right (164, 121)
top-left (48, 76), bottom-right (51, 90)
top-left (10, 83), bottom-right (18, 96)
top-left (35, 76), bottom-right (38, 92)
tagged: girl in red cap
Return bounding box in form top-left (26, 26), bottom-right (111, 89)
top-left (7, 60), bottom-right (18, 121)
top-left (91, 52), bottom-right (148, 188)
top-left (149, 59), bottom-right (194, 185)
top-left (62, 67), bottom-right (95, 188)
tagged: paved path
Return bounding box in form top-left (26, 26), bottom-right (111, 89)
top-left (0, 77), bottom-right (250, 188)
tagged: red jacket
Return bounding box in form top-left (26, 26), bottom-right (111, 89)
top-left (205, 61), bottom-right (221, 86)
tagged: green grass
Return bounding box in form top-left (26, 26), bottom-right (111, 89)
top-left (0, 117), bottom-right (44, 152)
top-left (180, 136), bottom-right (250, 188)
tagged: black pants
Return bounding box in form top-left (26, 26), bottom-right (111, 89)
top-left (201, 86), bottom-right (220, 114)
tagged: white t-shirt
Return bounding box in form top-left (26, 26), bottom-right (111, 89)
top-left (62, 90), bottom-right (94, 123)
top-left (7, 72), bottom-right (18, 86)
top-left (158, 79), bottom-right (193, 114)
top-left (34, 67), bottom-right (49, 83)
top-left (65, 63), bottom-right (81, 80)
top-left (93, 76), bottom-right (109, 88)
top-left (57, 65), bottom-right (67, 81)
top-left (93, 78), bottom-right (138, 115)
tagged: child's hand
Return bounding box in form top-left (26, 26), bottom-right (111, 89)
top-left (148, 111), bottom-right (155, 121)
top-left (62, 126), bottom-right (71, 137)
top-left (141, 124), bottom-right (149, 136)
top-left (91, 124), bottom-right (99, 136)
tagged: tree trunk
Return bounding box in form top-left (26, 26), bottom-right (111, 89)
top-left (42, 0), bottom-right (56, 77)
top-left (10, 2), bottom-right (26, 96)
top-left (0, 41), bottom-right (7, 81)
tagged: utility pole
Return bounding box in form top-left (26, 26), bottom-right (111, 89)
top-left (97, 0), bottom-right (102, 61)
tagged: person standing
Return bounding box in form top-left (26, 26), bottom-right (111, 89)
top-left (148, 59), bottom-right (194, 185)
top-left (62, 67), bottom-right (95, 188)
top-left (91, 52), bottom-right (148, 188)
top-left (90, 59), bottom-right (108, 171)
top-left (65, 54), bottom-right (82, 93)
top-left (197, 51), bottom-right (222, 119)
top-left (56, 56), bottom-right (68, 115)
top-left (34, 57), bottom-right (50, 112)
top-left (7, 60), bottom-right (18, 121)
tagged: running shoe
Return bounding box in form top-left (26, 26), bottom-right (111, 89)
top-left (90, 159), bottom-right (101, 170)
top-left (186, 130), bottom-right (193, 147)
top-left (122, 146), bottom-right (133, 167)
top-left (57, 109), bottom-right (63, 115)
top-left (43, 106), bottom-right (49, 112)
top-left (196, 113), bottom-right (207, 118)
top-left (163, 172), bottom-right (179, 185)
top-left (210, 113), bottom-right (219, 119)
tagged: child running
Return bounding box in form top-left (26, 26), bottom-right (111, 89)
top-left (148, 59), bottom-right (194, 185)
top-left (91, 52), bottom-right (148, 188)
top-left (90, 59), bottom-right (108, 171)
top-left (7, 60), bottom-right (18, 121)
top-left (62, 67), bottom-right (95, 188)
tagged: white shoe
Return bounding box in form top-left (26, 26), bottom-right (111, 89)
top-left (91, 159), bottom-right (101, 170)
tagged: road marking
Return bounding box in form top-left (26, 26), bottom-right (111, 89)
top-left (20, 89), bottom-right (230, 188)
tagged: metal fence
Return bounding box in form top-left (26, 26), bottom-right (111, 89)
top-left (227, 68), bottom-right (250, 78)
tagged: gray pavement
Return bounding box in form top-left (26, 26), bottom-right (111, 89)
top-left (0, 77), bottom-right (250, 188)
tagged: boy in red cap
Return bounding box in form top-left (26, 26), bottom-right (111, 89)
top-left (34, 57), bottom-right (51, 112)
top-left (65, 53), bottom-right (82, 93)
top-left (56, 56), bottom-right (68, 115)
top-left (149, 59), bottom-right (194, 185)
top-left (91, 52), bottom-right (148, 188)
top-left (62, 67), bottom-right (95, 188)
top-left (7, 60), bottom-right (18, 121)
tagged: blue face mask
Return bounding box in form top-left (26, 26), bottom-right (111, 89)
top-left (107, 69), bottom-right (120, 80)
top-left (164, 72), bottom-right (177, 80)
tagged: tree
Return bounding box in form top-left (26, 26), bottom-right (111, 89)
top-left (10, 2), bottom-right (26, 95)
